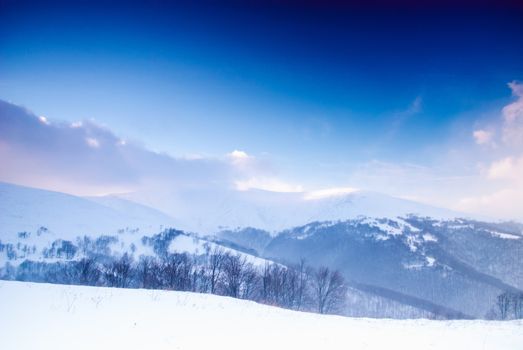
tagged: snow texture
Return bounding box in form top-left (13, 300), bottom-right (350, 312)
top-left (1, 281), bottom-right (522, 350)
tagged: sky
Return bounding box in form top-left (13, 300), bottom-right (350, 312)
top-left (1, 0), bottom-right (523, 220)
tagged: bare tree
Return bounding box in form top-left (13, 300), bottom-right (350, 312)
top-left (514, 293), bottom-right (523, 319)
top-left (221, 253), bottom-right (248, 298)
top-left (207, 246), bottom-right (226, 294)
top-left (104, 253), bottom-right (133, 288)
top-left (313, 266), bottom-right (347, 314)
top-left (75, 258), bottom-right (100, 286)
top-left (497, 292), bottom-right (512, 320)
top-left (161, 253), bottom-right (194, 291)
top-left (240, 263), bottom-right (260, 300)
top-left (137, 256), bottom-right (163, 289)
top-left (294, 259), bottom-right (310, 311)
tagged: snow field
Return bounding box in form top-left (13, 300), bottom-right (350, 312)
top-left (0, 281), bottom-right (522, 350)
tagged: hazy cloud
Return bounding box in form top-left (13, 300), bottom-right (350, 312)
top-left (0, 100), bottom-right (236, 195)
top-left (472, 129), bottom-right (495, 146)
top-left (502, 81), bottom-right (523, 147)
top-left (456, 81), bottom-right (523, 220)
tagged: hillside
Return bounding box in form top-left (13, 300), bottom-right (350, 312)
top-left (218, 217), bottom-right (523, 318)
top-left (1, 181), bottom-right (522, 319)
top-left (120, 187), bottom-right (466, 234)
top-left (0, 182), bottom-right (176, 240)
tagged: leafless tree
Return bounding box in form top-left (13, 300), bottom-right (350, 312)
top-left (207, 246), bottom-right (226, 294)
top-left (240, 263), bottom-right (260, 300)
top-left (75, 258), bottom-right (100, 286)
top-left (221, 253), bottom-right (248, 298)
top-left (514, 293), bottom-right (523, 319)
top-left (313, 266), bottom-right (347, 314)
top-left (293, 259), bottom-right (311, 311)
top-left (104, 253), bottom-right (133, 288)
top-left (161, 253), bottom-right (194, 291)
top-left (137, 256), bottom-right (163, 289)
top-left (497, 292), bottom-right (512, 320)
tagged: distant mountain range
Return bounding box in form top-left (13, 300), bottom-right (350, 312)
top-left (216, 217), bottom-right (523, 318)
top-left (118, 185), bottom-right (468, 234)
top-left (1, 181), bottom-right (521, 319)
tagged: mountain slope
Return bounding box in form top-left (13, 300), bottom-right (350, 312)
top-left (255, 217), bottom-right (523, 318)
top-left (0, 182), bottom-right (176, 240)
top-left (121, 187), bottom-right (467, 234)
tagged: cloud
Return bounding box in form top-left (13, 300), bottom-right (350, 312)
top-left (487, 156), bottom-right (523, 180)
top-left (502, 81), bottom-right (523, 148)
top-left (235, 177), bottom-right (303, 193)
top-left (303, 187), bottom-right (358, 200)
top-left (228, 150), bottom-right (249, 160)
top-left (456, 82), bottom-right (523, 220)
top-left (0, 99), bottom-right (234, 195)
top-left (85, 137), bottom-right (100, 148)
top-left (472, 129), bottom-right (494, 146)
top-left (227, 150), bottom-right (304, 192)
top-left (0, 99), bottom-right (305, 197)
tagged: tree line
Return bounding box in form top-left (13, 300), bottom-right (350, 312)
top-left (8, 246), bottom-right (348, 315)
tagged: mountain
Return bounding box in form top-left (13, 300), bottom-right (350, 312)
top-left (119, 187), bottom-right (467, 234)
top-left (2, 281), bottom-right (522, 350)
top-left (218, 216), bottom-right (523, 319)
top-left (0, 182), bottom-right (274, 268)
top-left (0, 181), bottom-right (176, 240)
top-left (2, 181), bottom-right (521, 319)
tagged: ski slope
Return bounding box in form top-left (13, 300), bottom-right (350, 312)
top-left (1, 281), bottom-right (521, 350)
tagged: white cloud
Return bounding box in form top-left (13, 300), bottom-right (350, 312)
top-left (38, 116), bottom-right (49, 125)
top-left (86, 137), bottom-right (100, 148)
top-left (235, 177), bottom-right (303, 193)
top-left (227, 150), bottom-right (253, 168)
top-left (303, 187), bottom-right (359, 200)
top-left (487, 156), bottom-right (523, 180)
top-left (457, 82), bottom-right (523, 220)
top-left (472, 129), bottom-right (494, 146)
top-left (229, 150), bottom-right (249, 160)
top-left (0, 99), bottom-right (233, 195)
top-left (456, 186), bottom-right (523, 221)
top-left (0, 100), bottom-right (301, 197)
top-left (501, 81), bottom-right (523, 147)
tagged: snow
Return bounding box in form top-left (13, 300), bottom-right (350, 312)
top-left (423, 233), bottom-right (438, 242)
top-left (372, 220), bottom-right (404, 236)
top-left (0, 182), bottom-right (176, 241)
top-left (169, 234), bottom-right (272, 267)
top-left (1, 281), bottom-right (522, 350)
top-left (360, 217), bottom-right (422, 240)
top-left (406, 235), bottom-right (421, 252)
top-left (426, 256), bottom-right (436, 267)
top-left (0, 181), bottom-right (473, 239)
top-left (488, 231), bottom-right (521, 240)
top-left (121, 187), bottom-right (466, 234)
top-left (169, 234), bottom-right (204, 254)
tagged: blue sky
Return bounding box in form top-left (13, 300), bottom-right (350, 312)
top-left (1, 1), bottom-right (523, 219)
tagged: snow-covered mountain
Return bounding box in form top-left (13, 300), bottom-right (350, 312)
top-left (2, 181), bottom-right (521, 319)
top-left (217, 216), bottom-right (523, 319)
top-left (119, 186), bottom-right (467, 234)
top-left (1, 181), bottom-right (468, 238)
top-left (1, 281), bottom-right (522, 350)
top-left (0, 181), bottom-right (177, 240)
top-left (0, 182), bottom-right (274, 268)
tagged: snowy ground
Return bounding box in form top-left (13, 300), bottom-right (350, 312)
top-left (0, 281), bottom-right (522, 350)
